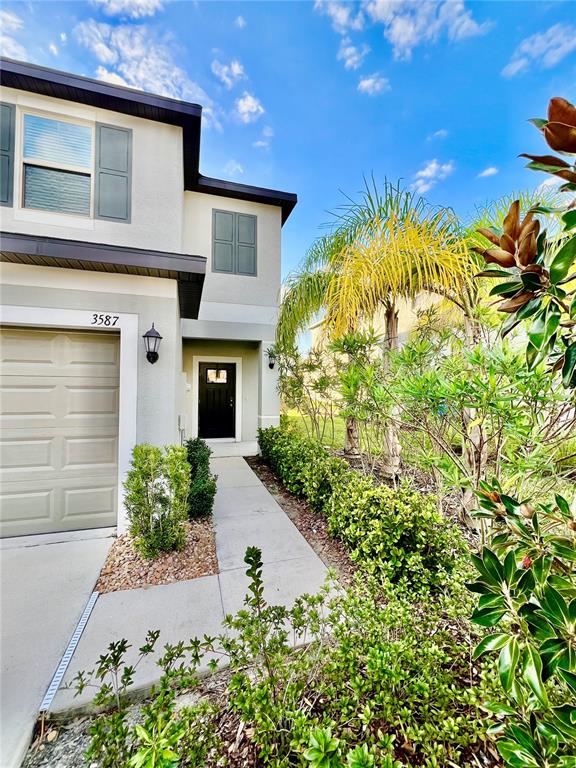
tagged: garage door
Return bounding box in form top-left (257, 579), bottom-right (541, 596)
top-left (0, 327), bottom-right (120, 537)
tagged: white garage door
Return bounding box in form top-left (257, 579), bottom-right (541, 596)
top-left (0, 327), bottom-right (120, 537)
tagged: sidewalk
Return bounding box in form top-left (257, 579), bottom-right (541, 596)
top-left (51, 457), bottom-right (328, 712)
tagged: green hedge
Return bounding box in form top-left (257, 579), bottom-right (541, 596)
top-left (185, 438), bottom-right (217, 519)
top-left (258, 426), bottom-right (466, 593)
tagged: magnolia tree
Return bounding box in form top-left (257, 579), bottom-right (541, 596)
top-left (468, 97), bottom-right (576, 767)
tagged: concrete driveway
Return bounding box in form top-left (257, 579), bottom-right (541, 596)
top-left (0, 535), bottom-right (110, 768)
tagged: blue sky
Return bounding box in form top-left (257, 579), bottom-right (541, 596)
top-left (2, 0), bottom-right (575, 277)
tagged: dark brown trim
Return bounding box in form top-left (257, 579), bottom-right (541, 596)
top-left (0, 58), bottom-right (297, 224)
top-left (1, 231), bottom-right (206, 319)
top-left (194, 175), bottom-right (297, 225)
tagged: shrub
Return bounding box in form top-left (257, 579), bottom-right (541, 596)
top-left (124, 444), bottom-right (189, 559)
top-left (258, 426), bottom-right (466, 593)
top-left (185, 437), bottom-right (217, 519)
top-left (74, 548), bottom-right (497, 768)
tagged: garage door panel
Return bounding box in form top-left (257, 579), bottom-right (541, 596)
top-left (66, 385), bottom-right (118, 419)
top-left (0, 327), bottom-right (119, 537)
top-left (0, 329), bottom-right (119, 377)
top-left (63, 435), bottom-right (118, 469)
top-left (1, 383), bottom-right (58, 420)
top-left (63, 485), bottom-right (116, 523)
top-left (0, 489), bottom-right (54, 528)
top-left (0, 437), bottom-right (54, 471)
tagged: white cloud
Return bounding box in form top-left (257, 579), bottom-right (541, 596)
top-left (363, 0), bottom-right (490, 60)
top-left (234, 15), bottom-right (246, 29)
top-left (411, 158), bottom-right (455, 194)
top-left (0, 10), bottom-right (27, 60)
top-left (337, 36), bottom-right (370, 69)
top-left (253, 125), bottom-right (274, 149)
top-left (60, 32), bottom-right (67, 43)
top-left (428, 128), bottom-right (448, 140)
top-left (478, 166), bottom-right (498, 178)
top-left (358, 72), bottom-right (390, 95)
top-left (224, 159), bottom-right (244, 177)
top-left (91, 0), bottom-right (164, 19)
top-left (211, 58), bottom-right (245, 89)
top-left (75, 20), bottom-right (219, 127)
top-left (314, 0), bottom-right (364, 34)
top-left (48, 42), bottom-right (59, 56)
top-left (502, 23), bottom-right (576, 78)
top-left (234, 91), bottom-right (265, 124)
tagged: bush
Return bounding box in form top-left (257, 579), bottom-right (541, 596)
top-left (74, 548), bottom-right (497, 768)
top-left (124, 444), bottom-right (189, 559)
top-left (258, 426), bottom-right (466, 593)
top-left (185, 438), bottom-right (217, 519)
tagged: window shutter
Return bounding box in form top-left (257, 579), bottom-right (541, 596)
top-left (236, 213), bottom-right (257, 275)
top-left (213, 210), bottom-right (234, 272)
top-left (0, 102), bottom-right (15, 207)
top-left (95, 123), bottom-right (131, 222)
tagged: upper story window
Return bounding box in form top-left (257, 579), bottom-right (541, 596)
top-left (212, 209), bottom-right (257, 276)
top-left (22, 114), bottom-right (93, 216)
top-left (0, 102), bottom-right (132, 222)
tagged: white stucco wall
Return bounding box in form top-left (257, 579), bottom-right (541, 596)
top-left (0, 87), bottom-right (184, 252)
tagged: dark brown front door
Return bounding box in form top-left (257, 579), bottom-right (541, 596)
top-left (198, 363), bottom-right (236, 439)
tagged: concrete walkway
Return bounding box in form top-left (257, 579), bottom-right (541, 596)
top-left (51, 457), bottom-right (328, 713)
top-left (0, 536), bottom-right (111, 768)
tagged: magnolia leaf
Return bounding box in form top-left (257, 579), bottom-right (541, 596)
top-left (562, 343), bottom-right (576, 389)
top-left (557, 666), bottom-right (576, 694)
top-left (563, 209), bottom-right (576, 231)
top-left (473, 633), bottom-right (510, 659)
top-left (549, 236), bottom-right (576, 285)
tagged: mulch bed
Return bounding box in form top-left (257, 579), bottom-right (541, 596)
top-left (95, 520), bottom-right (218, 594)
top-left (245, 456), bottom-right (358, 585)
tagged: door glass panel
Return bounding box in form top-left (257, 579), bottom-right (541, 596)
top-left (207, 368), bottom-right (227, 383)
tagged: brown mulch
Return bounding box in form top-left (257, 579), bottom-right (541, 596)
top-left (95, 520), bottom-right (218, 594)
top-left (245, 456), bottom-right (358, 585)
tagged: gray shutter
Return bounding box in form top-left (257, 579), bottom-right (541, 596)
top-left (95, 123), bottom-right (131, 222)
top-left (212, 210), bottom-right (234, 272)
top-left (0, 103), bottom-right (15, 207)
top-left (236, 213), bottom-right (257, 275)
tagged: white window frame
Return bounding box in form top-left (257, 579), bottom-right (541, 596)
top-left (19, 109), bottom-right (95, 218)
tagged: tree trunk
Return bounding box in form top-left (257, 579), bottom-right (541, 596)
top-left (461, 313), bottom-right (487, 526)
top-left (344, 416), bottom-right (360, 455)
top-left (382, 302), bottom-right (401, 478)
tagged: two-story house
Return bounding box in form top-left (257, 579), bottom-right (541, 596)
top-left (0, 58), bottom-right (296, 539)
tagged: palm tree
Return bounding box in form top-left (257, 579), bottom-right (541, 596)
top-left (277, 179), bottom-right (473, 470)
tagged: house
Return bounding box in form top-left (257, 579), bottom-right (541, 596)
top-left (0, 58), bottom-right (296, 539)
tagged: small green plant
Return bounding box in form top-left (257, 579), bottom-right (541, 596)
top-left (185, 437), bottom-right (217, 519)
top-left (124, 444), bottom-right (189, 559)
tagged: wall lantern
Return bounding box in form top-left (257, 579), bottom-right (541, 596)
top-left (266, 346), bottom-right (277, 370)
top-left (143, 323), bottom-right (162, 364)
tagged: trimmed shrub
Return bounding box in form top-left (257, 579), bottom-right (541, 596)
top-left (185, 437), bottom-right (217, 519)
top-left (124, 444), bottom-right (189, 559)
top-left (258, 426), bottom-right (466, 592)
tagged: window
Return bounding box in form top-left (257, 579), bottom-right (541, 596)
top-left (206, 368), bottom-right (228, 383)
top-left (22, 114), bottom-right (93, 215)
top-left (212, 210), bottom-right (257, 275)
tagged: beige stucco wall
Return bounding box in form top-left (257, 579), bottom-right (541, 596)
top-left (0, 86), bottom-right (184, 253)
top-left (0, 262), bottom-right (183, 448)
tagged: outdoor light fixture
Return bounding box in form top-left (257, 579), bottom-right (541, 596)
top-left (143, 323), bottom-right (162, 364)
top-left (266, 347), bottom-right (277, 369)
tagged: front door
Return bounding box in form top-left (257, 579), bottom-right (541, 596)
top-left (198, 363), bottom-right (236, 439)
